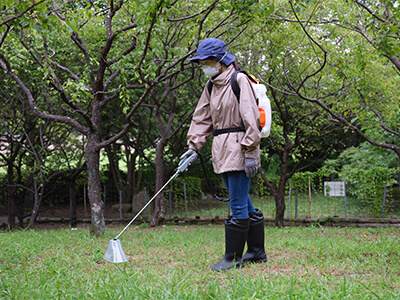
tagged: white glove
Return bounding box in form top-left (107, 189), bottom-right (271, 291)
top-left (179, 149), bottom-right (198, 167)
top-left (244, 158), bottom-right (258, 177)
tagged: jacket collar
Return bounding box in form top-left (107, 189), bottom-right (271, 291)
top-left (211, 64), bottom-right (236, 87)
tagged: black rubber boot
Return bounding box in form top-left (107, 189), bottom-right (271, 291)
top-left (210, 217), bottom-right (250, 272)
top-left (242, 209), bottom-right (268, 264)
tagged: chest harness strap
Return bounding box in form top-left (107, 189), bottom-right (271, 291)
top-left (208, 70), bottom-right (257, 136)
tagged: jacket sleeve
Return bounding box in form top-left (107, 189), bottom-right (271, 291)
top-left (237, 73), bottom-right (261, 158)
top-left (187, 85), bottom-right (213, 151)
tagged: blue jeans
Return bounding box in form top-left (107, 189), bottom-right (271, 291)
top-left (221, 171), bottom-right (256, 219)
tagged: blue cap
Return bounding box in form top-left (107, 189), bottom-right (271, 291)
top-left (188, 38), bottom-right (235, 65)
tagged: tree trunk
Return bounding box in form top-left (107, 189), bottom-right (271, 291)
top-left (274, 193), bottom-right (286, 228)
top-left (6, 164), bottom-right (16, 230)
top-left (126, 151), bottom-right (139, 205)
top-left (150, 140), bottom-right (167, 227)
top-left (259, 153), bottom-right (289, 227)
top-left (274, 149), bottom-right (291, 227)
top-left (69, 182), bottom-right (77, 228)
top-left (17, 193), bottom-right (24, 229)
top-left (7, 187), bottom-right (16, 230)
top-left (69, 165), bottom-right (85, 228)
top-left (105, 144), bottom-right (124, 195)
top-left (27, 181), bottom-right (43, 229)
top-left (86, 134), bottom-right (105, 236)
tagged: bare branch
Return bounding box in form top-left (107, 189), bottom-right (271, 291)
top-left (51, 0), bottom-right (66, 21)
top-left (167, 10), bottom-right (204, 22)
top-left (294, 89), bottom-right (400, 156)
top-left (104, 67), bottom-right (121, 89)
top-left (137, 1), bottom-right (166, 82)
top-left (96, 123), bottom-right (132, 151)
top-left (0, 24), bottom-right (11, 47)
top-left (107, 34), bottom-right (137, 65)
top-left (70, 32), bottom-right (94, 85)
top-left (0, 0), bottom-right (45, 27)
top-left (288, 0), bottom-right (327, 93)
top-left (50, 60), bottom-right (87, 86)
top-left (18, 25), bottom-right (43, 66)
top-left (5, 44), bottom-right (29, 61)
top-left (357, 89), bottom-right (400, 139)
top-left (351, 0), bottom-right (391, 25)
top-left (126, 85), bottom-right (153, 123)
top-left (0, 53), bottom-right (89, 135)
top-left (269, 15), bottom-right (340, 25)
top-left (42, 34), bottom-right (91, 123)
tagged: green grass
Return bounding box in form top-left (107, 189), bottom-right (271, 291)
top-left (1, 225), bottom-right (399, 299)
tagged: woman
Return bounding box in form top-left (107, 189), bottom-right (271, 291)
top-left (180, 38), bottom-right (267, 271)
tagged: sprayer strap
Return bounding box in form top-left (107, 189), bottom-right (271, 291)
top-left (212, 126), bottom-right (245, 136)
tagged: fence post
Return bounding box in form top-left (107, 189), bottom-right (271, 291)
top-left (144, 187), bottom-right (148, 220)
top-left (308, 176), bottom-right (312, 218)
top-left (184, 182), bottom-right (188, 219)
top-left (295, 188), bottom-right (298, 219)
top-left (103, 184), bottom-right (106, 218)
top-left (84, 184), bottom-right (87, 217)
top-left (169, 190), bottom-right (172, 220)
top-left (287, 183), bottom-right (292, 219)
top-left (343, 178), bottom-right (347, 218)
top-left (119, 190), bottom-right (123, 220)
top-left (382, 186), bottom-right (387, 219)
top-left (132, 189), bottom-right (135, 217)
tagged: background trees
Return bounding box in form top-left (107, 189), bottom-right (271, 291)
top-left (0, 0), bottom-right (274, 233)
top-left (262, 0), bottom-right (400, 220)
top-left (0, 0), bottom-right (398, 231)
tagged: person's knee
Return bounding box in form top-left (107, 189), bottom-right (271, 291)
top-left (231, 205), bottom-right (249, 219)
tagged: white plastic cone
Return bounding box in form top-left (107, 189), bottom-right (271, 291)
top-left (103, 239), bottom-right (128, 263)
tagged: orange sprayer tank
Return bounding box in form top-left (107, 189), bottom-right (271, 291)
top-left (251, 78), bottom-right (271, 138)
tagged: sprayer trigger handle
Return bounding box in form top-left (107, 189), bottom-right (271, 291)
top-left (177, 152), bottom-right (198, 173)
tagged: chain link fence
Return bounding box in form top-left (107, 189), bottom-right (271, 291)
top-left (1, 176), bottom-right (399, 225)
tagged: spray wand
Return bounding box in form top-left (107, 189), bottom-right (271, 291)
top-left (114, 151), bottom-right (197, 240)
top-left (103, 152), bottom-right (197, 263)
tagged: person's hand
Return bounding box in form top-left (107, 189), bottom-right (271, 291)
top-left (244, 158), bottom-right (258, 177)
top-left (179, 149), bottom-right (198, 169)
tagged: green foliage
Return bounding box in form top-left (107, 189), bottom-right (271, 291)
top-left (323, 141), bottom-right (399, 217)
top-left (3, 0), bottom-right (400, 225)
top-left (171, 175), bottom-right (203, 202)
top-left (258, 151), bottom-right (280, 191)
top-left (254, 173), bottom-right (270, 198)
top-left (290, 171), bottom-right (317, 194)
top-left (341, 167), bottom-right (398, 217)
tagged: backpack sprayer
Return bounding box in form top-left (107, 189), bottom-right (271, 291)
top-left (103, 151), bottom-right (198, 263)
top-left (207, 71), bottom-right (272, 138)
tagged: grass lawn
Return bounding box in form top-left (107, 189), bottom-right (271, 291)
top-left (1, 224), bottom-right (399, 299)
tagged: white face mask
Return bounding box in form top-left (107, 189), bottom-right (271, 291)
top-left (202, 65), bottom-right (221, 77)
top-left (201, 52), bottom-right (227, 77)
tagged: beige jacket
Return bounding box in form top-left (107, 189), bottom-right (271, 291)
top-left (187, 64), bottom-right (261, 174)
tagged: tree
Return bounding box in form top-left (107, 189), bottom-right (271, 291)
top-left (131, 0), bottom-right (273, 226)
top-left (0, 0), bottom-right (274, 234)
top-left (270, 0), bottom-right (400, 171)
top-left (0, 67), bottom-right (82, 229)
top-left (246, 0), bottom-right (400, 222)
top-left (0, 88), bottom-right (33, 229)
top-left (221, 3), bottom-right (355, 226)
